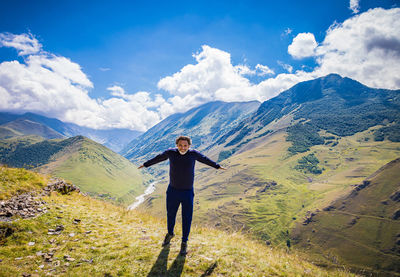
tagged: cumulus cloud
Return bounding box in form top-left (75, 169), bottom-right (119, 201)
top-left (0, 55), bottom-right (99, 124)
top-left (234, 64), bottom-right (274, 76)
top-left (314, 7), bottom-right (400, 89)
top-left (349, 0), bottom-right (360, 14)
top-left (107, 85), bottom-right (125, 97)
top-left (256, 64), bottom-right (275, 76)
top-left (288, 32), bottom-right (318, 59)
top-left (277, 61), bottom-right (293, 73)
top-left (0, 33), bottom-right (42, 56)
top-left (235, 64), bottom-right (256, 76)
top-left (0, 33), bottom-right (161, 131)
top-left (157, 45), bottom-right (284, 113)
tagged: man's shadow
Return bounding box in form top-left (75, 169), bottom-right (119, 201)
top-left (147, 245), bottom-right (185, 277)
top-left (147, 246), bottom-right (217, 277)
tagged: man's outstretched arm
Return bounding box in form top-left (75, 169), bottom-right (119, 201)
top-left (194, 150), bottom-right (226, 170)
top-left (138, 151), bottom-right (169, 169)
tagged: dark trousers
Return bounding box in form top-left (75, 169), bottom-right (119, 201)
top-left (166, 185), bottom-right (194, 242)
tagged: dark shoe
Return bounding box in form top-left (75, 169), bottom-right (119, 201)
top-left (162, 233), bottom-right (174, 246)
top-left (179, 241), bottom-right (187, 256)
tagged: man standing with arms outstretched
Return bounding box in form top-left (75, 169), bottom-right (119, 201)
top-left (138, 136), bottom-right (226, 256)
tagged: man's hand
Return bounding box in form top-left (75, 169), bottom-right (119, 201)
top-left (138, 165), bottom-right (145, 169)
top-left (219, 166), bottom-right (227, 170)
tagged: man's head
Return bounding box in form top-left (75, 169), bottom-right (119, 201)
top-left (176, 136), bottom-right (191, 155)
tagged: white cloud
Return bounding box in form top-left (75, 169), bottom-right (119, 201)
top-left (314, 7), bottom-right (400, 89)
top-left (255, 64), bottom-right (275, 76)
top-left (157, 45), bottom-right (282, 110)
top-left (0, 57), bottom-right (99, 123)
top-left (158, 46), bottom-right (250, 98)
top-left (107, 85), bottom-right (125, 97)
top-left (234, 64), bottom-right (274, 76)
top-left (0, 33), bottom-right (161, 131)
top-left (235, 64), bottom-right (256, 76)
top-left (349, 0), bottom-right (360, 14)
top-left (284, 28), bottom-right (293, 36)
top-left (277, 61), bottom-right (293, 73)
top-left (28, 55), bottom-right (93, 87)
top-left (156, 45), bottom-right (307, 118)
top-left (288, 32), bottom-right (318, 59)
top-left (0, 33), bottom-right (42, 56)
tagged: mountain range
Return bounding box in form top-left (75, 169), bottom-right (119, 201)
top-left (1, 73), bottom-right (399, 275)
top-left (123, 73), bottom-right (400, 275)
top-left (0, 112), bottom-right (142, 153)
top-left (122, 100), bottom-right (260, 161)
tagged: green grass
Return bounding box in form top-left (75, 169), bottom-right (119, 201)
top-left (0, 190), bottom-right (356, 276)
top-left (0, 135), bottom-right (147, 205)
top-left (47, 137), bottom-right (147, 205)
top-left (291, 156), bottom-right (400, 275)
top-left (0, 165), bottom-right (48, 200)
top-left (138, 126), bottom-right (400, 275)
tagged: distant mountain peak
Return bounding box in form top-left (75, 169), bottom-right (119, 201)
top-left (0, 112), bottom-right (142, 152)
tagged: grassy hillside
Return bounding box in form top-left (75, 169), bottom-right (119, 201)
top-left (127, 75), bottom-right (400, 276)
top-left (0, 167), bottom-right (356, 276)
top-left (0, 125), bottom-right (22, 139)
top-left (0, 136), bottom-right (147, 205)
top-left (137, 123), bottom-right (400, 274)
top-left (291, 158), bottom-right (400, 276)
top-left (234, 74), bottom-right (400, 145)
top-left (0, 166), bottom-right (49, 200)
top-left (0, 136), bottom-right (46, 168)
top-left (37, 136), bottom-right (147, 205)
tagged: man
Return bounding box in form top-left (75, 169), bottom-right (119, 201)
top-left (138, 136), bottom-right (226, 256)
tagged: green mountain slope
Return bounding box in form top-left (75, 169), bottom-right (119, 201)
top-left (209, 74), bottom-right (400, 160)
top-left (0, 166), bottom-right (49, 200)
top-left (249, 74), bottom-right (400, 138)
top-left (0, 125), bottom-right (22, 139)
top-left (0, 136), bottom-right (146, 205)
top-left (0, 167), bottom-right (356, 276)
top-left (40, 136), bottom-right (147, 204)
top-left (139, 126), bottom-right (400, 241)
top-left (126, 74), bottom-right (400, 275)
top-left (291, 158), bottom-right (400, 275)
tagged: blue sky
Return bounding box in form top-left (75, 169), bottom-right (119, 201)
top-left (0, 0), bottom-right (399, 131)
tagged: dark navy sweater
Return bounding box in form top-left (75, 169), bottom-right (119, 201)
top-left (143, 148), bottom-right (220, 190)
